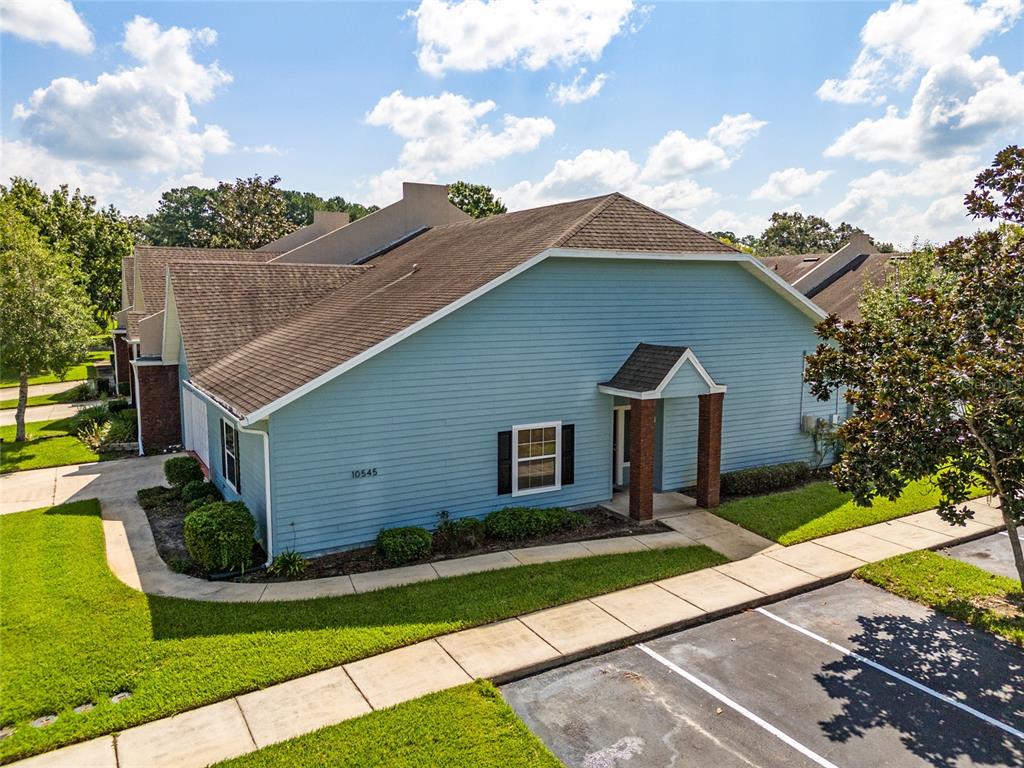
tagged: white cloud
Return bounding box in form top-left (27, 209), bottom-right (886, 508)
top-left (549, 68), bottom-right (608, 105)
top-left (817, 0), bottom-right (1022, 105)
top-left (751, 167), bottom-right (833, 202)
top-left (12, 16), bottom-right (233, 174)
top-left (698, 209), bottom-right (770, 238)
top-left (824, 54), bottom-right (1024, 162)
top-left (0, 0), bottom-right (93, 54)
top-left (707, 113), bottom-right (768, 149)
top-left (641, 113), bottom-right (766, 179)
top-left (409, 0), bottom-right (639, 76)
top-left (364, 90), bottom-right (555, 204)
top-left (242, 144), bottom-right (283, 155)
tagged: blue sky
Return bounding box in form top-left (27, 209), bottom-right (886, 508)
top-left (2, 1), bottom-right (1022, 246)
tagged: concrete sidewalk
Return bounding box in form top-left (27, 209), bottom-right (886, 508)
top-left (0, 400), bottom-right (103, 426)
top-left (0, 380), bottom-right (84, 400)
top-left (11, 498), bottom-right (1006, 768)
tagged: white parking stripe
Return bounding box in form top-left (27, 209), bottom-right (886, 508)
top-left (755, 607), bottom-right (1024, 742)
top-left (636, 643), bottom-right (840, 768)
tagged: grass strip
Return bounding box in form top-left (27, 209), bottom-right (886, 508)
top-left (213, 681), bottom-right (562, 768)
top-left (857, 550), bottom-right (1022, 646)
top-left (0, 418), bottom-right (98, 473)
top-left (713, 478), bottom-right (980, 545)
top-left (0, 500), bottom-right (724, 763)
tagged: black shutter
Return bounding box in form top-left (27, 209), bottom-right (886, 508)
top-left (497, 430), bottom-right (512, 495)
top-left (220, 419), bottom-right (226, 476)
top-left (234, 426), bottom-right (241, 493)
top-left (561, 424), bottom-right (575, 485)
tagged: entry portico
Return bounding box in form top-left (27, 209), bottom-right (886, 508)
top-left (599, 343), bottom-right (726, 521)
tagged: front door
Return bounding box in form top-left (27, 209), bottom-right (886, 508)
top-left (613, 406), bottom-right (631, 488)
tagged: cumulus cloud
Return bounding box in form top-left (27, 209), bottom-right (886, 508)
top-left (409, 0), bottom-right (639, 75)
top-left (751, 167), bottom-right (833, 202)
top-left (817, 0), bottom-right (1021, 105)
top-left (242, 144), bottom-right (284, 155)
top-left (364, 90), bottom-right (555, 203)
top-left (824, 55), bottom-right (1024, 162)
top-left (0, 0), bottom-right (94, 53)
top-left (549, 68), bottom-right (608, 105)
top-left (641, 113), bottom-right (766, 180)
top-left (12, 16), bottom-right (233, 173)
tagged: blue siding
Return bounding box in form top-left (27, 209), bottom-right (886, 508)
top-left (267, 257), bottom-right (839, 556)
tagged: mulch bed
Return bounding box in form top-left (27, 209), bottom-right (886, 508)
top-left (141, 495), bottom-right (669, 583)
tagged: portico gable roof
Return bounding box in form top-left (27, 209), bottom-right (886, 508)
top-left (598, 343), bottom-right (726, 399)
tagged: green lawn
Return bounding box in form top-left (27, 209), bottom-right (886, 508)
top-left (0, 418), bottom-right (98, 474)
top-left (0, 351), bottom-right (107, 388)
top-left (0, 500), bottom-right (725, 763)
top-left (713, 478), bottom-right (980, 545)
top-left (857, 551), bottom-right (1023, 645)
top-left (214, 682), bottom-right (561, 768)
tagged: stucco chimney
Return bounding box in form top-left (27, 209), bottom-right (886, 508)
top-left (793, 232), bottom-right (878, 297)
top-left (312, 210), bottom-right (349, 228)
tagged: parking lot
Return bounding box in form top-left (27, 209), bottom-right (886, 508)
top-left (504, 533), bottom-right (1023, 768)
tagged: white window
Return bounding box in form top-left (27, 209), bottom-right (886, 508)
top-left (221, 418), bottom-right (241, 492)
top-left (512, 421), bottom-right (561, 496)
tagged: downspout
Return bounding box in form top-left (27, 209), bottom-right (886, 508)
top-left (238, 422), bottom-right (273, 567)
top-left (132, 360), bottom-right (144, 456)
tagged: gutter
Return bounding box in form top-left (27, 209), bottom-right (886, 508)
top-left (237, 422), bottom-right (273, 567)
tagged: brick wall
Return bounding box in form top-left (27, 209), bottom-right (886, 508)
top-left (137, 364), bottom-right (182, 452)
top-left (113, 333), bottom-right (130, 392)
top-left (628, 398), bottom-right (657, 521)
top-left (696, 392), bottom-right (724, 508)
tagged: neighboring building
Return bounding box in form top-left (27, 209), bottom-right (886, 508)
top-left (117, 185), bottom-right (845, 561)
top-left (760, 232), bottom-right (903, 321)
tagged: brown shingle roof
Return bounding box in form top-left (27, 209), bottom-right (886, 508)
top-left (808, 253), bottom-right (899, 321)
top-left (125, 311), bottom-right (146, 340)
top-left (601, 343), bottom-right (689, 393)
top-left (122, 255), bottom-right (135, 308)
top-left (170, 262), bottom-right (370, 374)
top-left (191, 194), bottom-right (737, 416)
top-left (759, 254), bottom-right (830, 284)
top-left (134, 246), bottom-right (281, 314)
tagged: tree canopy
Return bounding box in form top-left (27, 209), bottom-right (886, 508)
top-left (448, 181), bottom-right (507, 219)
top-left (0, 199), bottom-right (98, 441)
top-left (805, 145), bottom-right (1024, 585)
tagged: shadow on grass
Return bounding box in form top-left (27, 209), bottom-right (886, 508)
top-left (815, 610), bottom-right (1024, 766)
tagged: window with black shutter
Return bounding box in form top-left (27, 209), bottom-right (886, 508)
top-left (221, 418), bottom-right (241, 492)
top-left (497, 431), bottom-right (512, 495)
top-left (561, 424), bottom-right (575, 485)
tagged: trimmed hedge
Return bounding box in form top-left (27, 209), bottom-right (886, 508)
top-left (720, 461), bottom-right (811, 497)
top-left (164, 456), bottom-right (204, 487)
top-left (181, 480), bottom-right (222, 507)
top-left (136, 485), bottom-right (180, 510)
top-left (376, 526), bottom-right (432, 566)
top-left (183, 501), bottom-right (256, 573)
top-left (484, 506), bottom-right (586, 541)
top-left (436, 517), bottom-right (486, 554)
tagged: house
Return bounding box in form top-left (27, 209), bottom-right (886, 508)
top-left (117, 185), bottom-right (844, 561)
top-left (760, 232), bottom-right (902, 321)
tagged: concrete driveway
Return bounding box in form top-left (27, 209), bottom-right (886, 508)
top-left (503, 579), bottom-right (1024, 768)
top-left (943, 529), bottom-right (1022, 581)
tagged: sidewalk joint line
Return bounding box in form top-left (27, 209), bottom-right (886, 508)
top-left (234, 697), bottom-right (259, 750)
top-left (342, 665), bottom-right (376, 711)
top-left (515, 617), bottom-right (564, 657)
top-left (433, 638), bottom-right (474, 681)
top-left (754, 607), bottom-right (1024, 741)
top-left (635, 643), bottom-right (839, 768)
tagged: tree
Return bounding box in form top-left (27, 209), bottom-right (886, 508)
top-left (281, 190), bottom-right (379, 229)
top-left (210, 175), bottom-right (294, 249)
top-left (1, 178), bottom-right (132, 323)
top-left (145, 186), bottom-right (218, 247)
top-left (448, 181), bottom-right (507, 219)
top-left (805, 145), bottom-right (1024, 586)
top-left (858, 242), bottom-right (954, 332)
top-left (753, 213), bottom-right (892, 256)
top-left (0, 200), bottom-right (98, 441)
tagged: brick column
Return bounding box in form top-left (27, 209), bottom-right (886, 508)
top-left (136, 364), bottom-right (182, 452)
top-left (628, 398), bottom-right (657, 521)
top-left (696, 392), bottom-right (724, 508)
top-left (113, 333), bottom-right (130, 393)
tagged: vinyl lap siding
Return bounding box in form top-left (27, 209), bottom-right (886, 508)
top-left (269, 258), bottom-right (837, 555)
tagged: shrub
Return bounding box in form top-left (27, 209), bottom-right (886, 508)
top-left (267, 549), bottom-right (308, 577)
top-left (436, 516), bottom-right (486, 554)
top-left (68, 381), bottom-right (98, 402)
top-left (104, 410), bottom-right (137, 443)
top-left (69, 404), bottom-right (109, 436)
top-left (484, 506), bottom-right (586, 541)
top-left (77, 420), bottom-right (108, 451)
top-left (137, 485), bottom-right (180, 510)
top-left (183, 501), bottom-right (256, 573)
top-left (376, 526), bottom-right (432, 566)
top-left (181, 480), bottom-right (221, 506)
top-left (720, 461), bottom-right (811, 497)
top-left (107, 398), bottom-right (131, 414)
top-left (117, 382), bottom-right (130, 396)
top-left (164, 455), bottom-right (204, 487)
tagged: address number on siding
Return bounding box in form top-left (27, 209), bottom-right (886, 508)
top-left (351, 468), bottom-right (378, 479)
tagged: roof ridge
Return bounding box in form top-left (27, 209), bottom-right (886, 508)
top-left (550, 193), bottom-right (621, 248)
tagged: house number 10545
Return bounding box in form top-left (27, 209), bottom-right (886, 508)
top-left (351, 468), bottom-right (378, 478)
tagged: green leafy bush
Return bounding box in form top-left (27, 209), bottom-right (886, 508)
top-left (720, 461), bottom-right (811, 497)
top-left (164, 455), bottom-right (204, 487)
top-left (181, 480), bottom-right (222, 507)
top-left (104, 409), bottom-right (137, 443)
top-left (136, 485), bottom-right (180, 510)
top-left (183, 501), bottom-right (256, 573)
top-left (68, 381), bottom-right (98, 402)
top-left (376, 526), bottom-right (432, 566)
top-left (267, 549), bottom-right (308, 577)
top-left (484, 506), bottom-right (586, 541)
top-left (107, 398), bottom-right (131, 414)
top-left (77, 421), bottom-right (108, 450)
top-left (436, 516), bottom-right (486, 554)
top-left (68, 404), bottom-right (109, 436)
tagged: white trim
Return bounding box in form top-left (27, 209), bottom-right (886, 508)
top-left (132, 361), bottom-right (144, 456)
top-left (613, 405), bottom-right (631, 487)
top-left (599, 348), bottom-right (727, 400)
top-left (221, 417), bottom-right (240, 493)
top-left (240, 247), bottom-right (820, 424)
top-left (238, 422), bottom-right (273, 566)
top-left (511, 420), bottom-right (562, 497)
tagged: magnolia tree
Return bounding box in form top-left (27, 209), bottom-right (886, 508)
top-left (805, 146), bottom-right (1024, 586)
top-left (0, 200), bottom-right (98, 441)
